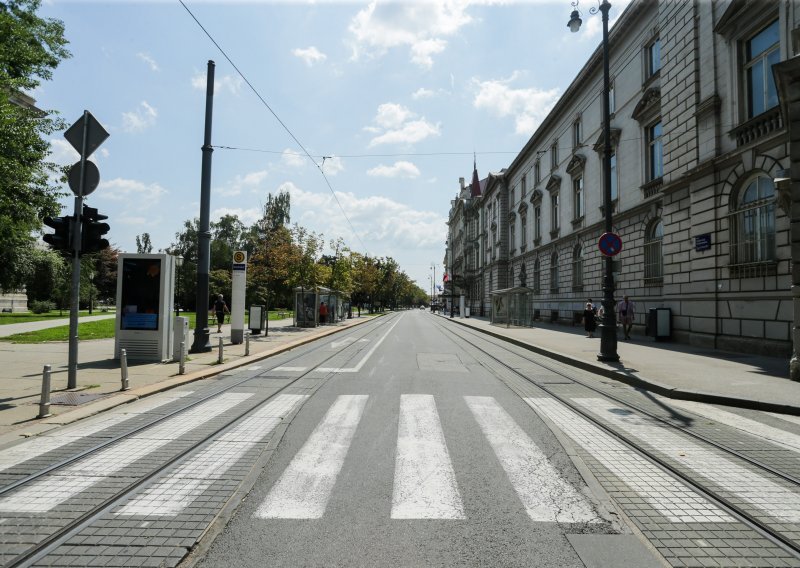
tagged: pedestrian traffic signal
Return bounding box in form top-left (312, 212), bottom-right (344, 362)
top-left (42, 215), bottom-right (73, 251)
top-left (81, 205), bottom-right (110, 254)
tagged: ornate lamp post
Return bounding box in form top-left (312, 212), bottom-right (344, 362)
top-left (569, 0), bottom-right (619, 362)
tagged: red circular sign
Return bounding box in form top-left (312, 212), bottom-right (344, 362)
top-left (598, 232), bottom-right (623, 257)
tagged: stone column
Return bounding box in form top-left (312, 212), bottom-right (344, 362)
top-left (774, 56), bottom-right (800, 380)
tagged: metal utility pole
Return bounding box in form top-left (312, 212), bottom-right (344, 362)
top-left (191, 60), bottom-right (215, 353)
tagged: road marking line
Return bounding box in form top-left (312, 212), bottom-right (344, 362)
top-left (0, 393), bottom-right (252, 513)
top-left (0, 391), bottom-right (194, 474)
top-left (117, 394), bottom-right (308, 516)
top-left (247, 366), bottom-right (262, 371)
top-left (662, 398), bottom-right (800, 454)
top-left (467, 396), bottom-right (596, 523)
top-left (316, 315), bottom-right (403, 373)
top-left (526, 397), bottom-right (735, 523)
top-left (255, 395), bottom-right (368, 519)
top-left (391, 394), bottom-right (464, 519)
top-left (575, 397), bottom-right (800, 523)
top-left (272, 366), bottom-right (306, 372)
top-left (765, 412), bottom-right (800, 427)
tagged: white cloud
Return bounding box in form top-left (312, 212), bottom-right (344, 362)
top-left (191, 71), bottom-right (243, 95)
top-left (95, 178), bottom-right (167, 208)
top-left (277, 181), bottom-right (446, 249)
top-left (292, 46), bottom-right (327, 67)
top-left (412, 87), bottom-right (435, 100)
top-left (137, 52), bottom-right (159, 72)
top-left (118, 216), bottom-right (148, 226)
top-left (282, 149), bottom-right (306, 167)
top-left (366, 103), bottom-right (440, 147)
top-left (211, 207), bottom-right (261, 226)
top-left (347, 1), bottom-right (475, 69)
top-left (367, 161), bottom-right (420, 179)
top-left (121, 101), bottom-right (158, 133)
top-left (216, 169), bottom-right (270, 197)
top-left (48, 139), bottom-right (106, 166)
top-left (321, 156), bottom-right (345, 176)
top-left (472, 73), bottom-right (560, 135)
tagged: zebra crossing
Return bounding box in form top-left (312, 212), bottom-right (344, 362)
top-left (2, 392), bottom-right (797, 528)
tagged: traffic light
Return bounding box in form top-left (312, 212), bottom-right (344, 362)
top-left (81, 205), bottom-right (110, 254)
top-left (42, 215), bottom-right (74, 251)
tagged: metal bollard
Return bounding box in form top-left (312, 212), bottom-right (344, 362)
top-left (38, 365), bottom-right (52, 418)
top-left (218, 337), bottom-right (224, 364)
top-left (121, 348), bottom-right (130, 391)
top-left (245, 331), bottom-right (250, 356)
top-left (179, 341), bottom-right (186, 375)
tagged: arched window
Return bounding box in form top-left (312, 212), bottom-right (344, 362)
top-left (533, 258), bottom-right (541, 294)
top-left (730, 174), bottom-right (776, 265)
top-left (644, 219), bottom-right (664, 282)
top-left (572, 244), bottom-right (583, 290)
top-left (550, 251), bottom-right (559, 293)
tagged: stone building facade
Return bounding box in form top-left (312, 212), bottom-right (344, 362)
top-left (445, 0), bottom-right (800, 358)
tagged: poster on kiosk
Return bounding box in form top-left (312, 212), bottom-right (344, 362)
top-left (114, 253), bottom-right (176, 361)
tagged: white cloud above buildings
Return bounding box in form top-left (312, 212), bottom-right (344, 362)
top-left (472, 73), bottom-right (560, 135)
top-left (121, 101), bottom-right (158, 133)
top-left (365, 103), bottom-right (440, 147)
top-left (292, 46), bottom-right (327, 67)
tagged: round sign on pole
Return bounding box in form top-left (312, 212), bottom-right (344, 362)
top-left (68, 160), bottom-right (100, 196)
top-left (598, 232), bottom-right (623, 257)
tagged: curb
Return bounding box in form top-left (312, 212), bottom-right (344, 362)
top-left (442, 315), bottom-right (800, 416)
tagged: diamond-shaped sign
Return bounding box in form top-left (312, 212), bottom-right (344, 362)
top-left (64, 111), bottom-right (109, 158)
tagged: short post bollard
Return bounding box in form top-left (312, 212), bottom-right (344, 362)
top-left (179, 341), bottom-right (186, 375)
top-left (245, 331), bottom-right (250, 356)
top-left (121, 348), bottom-right (130, 391)
top-left (218, 337), bottom-right (224, 364)
top-left (38, 364), bottom-right (52, 418)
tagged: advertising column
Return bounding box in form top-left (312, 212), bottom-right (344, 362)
top-left (231, 251), bottom-right (247, 344)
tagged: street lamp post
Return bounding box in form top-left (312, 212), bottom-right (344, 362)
top-left (569, 0), bottom-right (619, 362)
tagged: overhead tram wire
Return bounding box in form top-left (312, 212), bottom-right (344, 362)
top-left (178, 0), bottom-right (368, 254)
top-left (212, 146), bottom-right (521, 159)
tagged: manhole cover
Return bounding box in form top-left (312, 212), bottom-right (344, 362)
top-left (50, 392), bottom-right (109, 406)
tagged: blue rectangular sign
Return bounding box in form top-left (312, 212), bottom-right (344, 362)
top-left (695, 234), bottom-right (712, 252)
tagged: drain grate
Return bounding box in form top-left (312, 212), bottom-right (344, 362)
top-left (50, 392), bottom-right (109, 406)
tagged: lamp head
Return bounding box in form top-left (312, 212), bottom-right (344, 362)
top-left (568, 10), bottom-right (582, 32)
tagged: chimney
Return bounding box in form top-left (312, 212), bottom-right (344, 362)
top-left (459, 177), bottom-right (465, 191)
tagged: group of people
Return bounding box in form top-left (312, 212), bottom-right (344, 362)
top-left (582, 295), bottom-right (635, 340)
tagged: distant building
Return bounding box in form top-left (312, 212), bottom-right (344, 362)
top-left (446, 0), bottom-right (800, 360)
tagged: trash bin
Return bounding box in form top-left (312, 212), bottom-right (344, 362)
top-left (249, 305), bottom-right (267, 335)
top-left (465, 307), bottom-right (470, 318)
top-left (648, 307), bottom-right (671, 341)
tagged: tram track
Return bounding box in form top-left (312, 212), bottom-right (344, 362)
top-left (0, 313), bottom-right (399, 568)
top-left (432, 316), bottom-right (800, 560)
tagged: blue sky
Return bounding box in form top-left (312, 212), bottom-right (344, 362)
top-left (37, 0), bottom-right (627, 291)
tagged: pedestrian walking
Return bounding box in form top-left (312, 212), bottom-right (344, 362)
top-left (583, 300), bottom-right (597, 338)
top-left (617, 294), bottom-right (635, 340)
top-left (212, 294), bottom-right (229, 333)
top-left (319, 301), bottom-right (328, 324)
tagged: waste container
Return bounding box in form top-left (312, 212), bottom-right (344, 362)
top-left (465, 307), bottom-right (470, 318)
top-left (648, 307), bottom-right (671, 341)
top-left (249, 305), bottom-right (267, 335)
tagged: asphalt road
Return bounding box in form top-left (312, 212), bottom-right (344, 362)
top-left (195, 311), bottom-right (628, 567)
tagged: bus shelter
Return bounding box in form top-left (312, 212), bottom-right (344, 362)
top-left (293, 286), bottom-right (331, 327)
top-left (318, 289), bottom-right (347, 324)
top-left (489, 287), bottom-right (532, 327)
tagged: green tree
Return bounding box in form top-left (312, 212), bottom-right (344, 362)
top-left (135, 232), bottom-right (153, 253)
top-left (23, 247), bottom-right (66, 303)
top-left (0, 0), bottom-right (70, 290)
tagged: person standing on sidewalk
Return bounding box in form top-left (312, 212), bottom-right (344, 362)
top-left (583, 300), bottom-right (597, 338)
top-left (319, 301), bottom-right (328, 324)
top-left (617, 295), bottom-right (635, 340)
top-left (212, 294), bottom-right (229, 333)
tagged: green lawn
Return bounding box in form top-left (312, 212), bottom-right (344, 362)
top-left (0, 310), bottom-right (294, 343)
top-left (0, 310), bottom-right (114, 325)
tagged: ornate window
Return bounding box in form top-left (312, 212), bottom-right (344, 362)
top-left (744, 20), bottom-right (779, 119)
top-left (551, 193), bottom-right (560, 234)
top-left (521, 174), bottom-right (527, 197)
top-left (550, 141), bottom-right (559, 170)
top-left (646, 120), bottom-right (663, 181)
top-left (643, 219), bottom-right (664, 283)
top-left (549, 250), bottom-right (559, 293)
top-left (509, 219), bottom-right (516, 253)
top-left (572, 244), bottom-right (584, 290)
top-left (534, 160), bottom-right (541, 184)
top-left (646, 37), bottom-right (661, 78)
top-left (573, 176), bottom-right (584, 220)
top-left (573, 118), bottom-right (582, 149)
top-left (520, 215), bottom-right (527, 250)
top-left (730, 174), bottom-right (776, 267)
top-left (610, 151), bottom-right (618, 201)
top-left (534, 205), bottom-right (542, 243)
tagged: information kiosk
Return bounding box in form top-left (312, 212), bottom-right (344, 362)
top-left (114, 253), bottom-right (176, 361)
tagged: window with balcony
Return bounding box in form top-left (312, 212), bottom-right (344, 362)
top-left (643, 219), bottom-right (663, 283)
top-left (730, 174), bottom-right (776, 268)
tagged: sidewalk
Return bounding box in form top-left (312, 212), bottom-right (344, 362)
top-left (0, 316), bottom-right (374, 446)
top-left (437, 312), bottom-right (800, 415)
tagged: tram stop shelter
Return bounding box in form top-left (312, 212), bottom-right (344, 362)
top-left (293, 286), bottom-right (330, 328)
top-left (318, 289), bottom-right (349, 324)
top-left (489, 287), bottom-right (532, 327)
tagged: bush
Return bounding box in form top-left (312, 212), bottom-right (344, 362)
top-left (30, 300), bottom-right (55, 314)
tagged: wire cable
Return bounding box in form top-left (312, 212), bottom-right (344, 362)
top-left (178, 0), bottom-right (368, 254)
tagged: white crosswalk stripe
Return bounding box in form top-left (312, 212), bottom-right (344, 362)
top-left (0, 393), bottom-right (252, 513)
top-left (525, 397), bottom-right (735, 523)
top-left (255, 395), bottom-right (368, 519)
top-left (575, 398), bottom-right (800, 523)
top-left (116, 394), bottom-right (308, 517)
top-left (392, 394), bottom-right (464, 519)
top-left (466, 396), bottom-right (597, 523)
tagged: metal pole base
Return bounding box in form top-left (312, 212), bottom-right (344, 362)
top-left (190, 327), bottom-right (212, 353)
top-left (597, 323), bottom-right (620, 362)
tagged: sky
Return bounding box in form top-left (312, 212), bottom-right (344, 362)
top-left (36, 0), bottom-right (629, 292)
